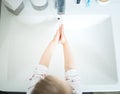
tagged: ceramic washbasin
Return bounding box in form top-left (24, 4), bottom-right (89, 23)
top-left (0, 15), bottom-right (118, 91)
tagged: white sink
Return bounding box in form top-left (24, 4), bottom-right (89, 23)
top-left (62, 15), bottom-right (118, 85)
top-left (0, 15), bottom-right (118, 91)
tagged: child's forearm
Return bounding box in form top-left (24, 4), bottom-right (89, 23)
top-left (63, 42), bottom-right (75, 71)
top-left (39, 26), bottom-right (60, 67)
top-left (39, 41), bottom-right (56, 67)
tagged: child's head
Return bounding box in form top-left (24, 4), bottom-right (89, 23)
top-left (31, 75), bottom-right (72, 94)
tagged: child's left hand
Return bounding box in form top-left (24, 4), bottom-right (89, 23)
top-left (51, 26), bottom-right (61, 45)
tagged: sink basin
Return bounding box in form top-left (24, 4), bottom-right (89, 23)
top-left (0, 15), bottom-right (118, 91)
top-left (62, 15), bottom-right (118, 85)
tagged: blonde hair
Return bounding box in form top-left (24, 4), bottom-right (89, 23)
top-left (31, 75), bottom-right (72, 94)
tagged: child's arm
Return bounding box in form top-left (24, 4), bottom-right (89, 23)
top-left (27, 28), bottom-right (61, 94)
top-left (39, 29), bottom-right (60, 67)
top-left (63, 42), bottom-right (75, 71)
top-left (60, 24), bottom-right (75, 71)
top-left (60, 24), bottom-right (82, 94)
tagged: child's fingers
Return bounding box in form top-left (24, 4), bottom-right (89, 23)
top-left (61, 25), bottom-right (65, 36)
top-left (56, 30), bottom-right (60, 40)
top-left (54, 29), bottom-right (60, 41)
top-left (59, 24), bottom-right (64, 32)
top-left (59, 24), bottom-right (64, 38)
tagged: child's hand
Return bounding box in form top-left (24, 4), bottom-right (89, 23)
top-left (59, 24), bottom-right (67, 45)
top-left (51, 28), bottom-right (60, 45)
top-left (51, 24), bottom-right (67, 46)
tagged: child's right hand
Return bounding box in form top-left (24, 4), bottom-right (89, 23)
top-left (51, 28), bottom-right (60, 45)
top-left (59, 24), bottom-right (68, 45)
